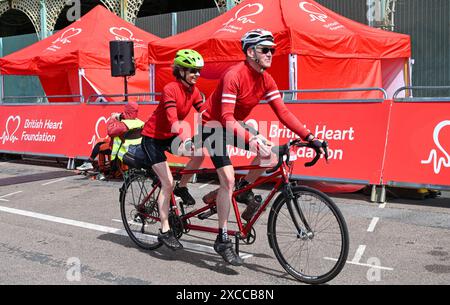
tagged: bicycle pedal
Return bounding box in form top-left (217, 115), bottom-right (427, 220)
top-left (198, 206), bottom-right (217, 220)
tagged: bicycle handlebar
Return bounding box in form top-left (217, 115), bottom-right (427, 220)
top-left (266, 139), bottom-right (329, 174)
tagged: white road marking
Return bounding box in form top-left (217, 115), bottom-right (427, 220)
top-left (41, 177), bottom-right (67, 186)
top-left (0, 205), bottom-right (253, 260)
top-left (0, 191), bottom-right (23, 201)
top-left (323, 257), bottom-right (394, 271)
top-left (111, 219), bottom-right (252, 259)
top-left (199, 180), bottom-right (215, 189)
top-left (367, 217), bottom-right (380, 232)
top-left (351, 245), bottom-right (366, 264)
top-left (0, 205), bottom-right (126, 235)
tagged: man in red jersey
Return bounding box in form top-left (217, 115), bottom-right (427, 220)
top-left (141, 49), bottom-right (205, 250)
top-left (196, 29), bottom-right (325, 266)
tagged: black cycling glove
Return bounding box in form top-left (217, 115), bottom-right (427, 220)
top-left (310, 139), bottom-right (323, 150)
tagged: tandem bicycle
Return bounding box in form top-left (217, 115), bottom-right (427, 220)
top-left (119, 139), bottom-right (349, 284)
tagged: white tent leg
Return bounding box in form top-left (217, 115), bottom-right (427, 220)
top-left (149, 64), bottom-right (155, 102)
top-left (408, 58), bottom-right (414, 97)
top-left (78, 68), bottom-right (85, 103)
top-left (288, 54), bottom-right (298, 100)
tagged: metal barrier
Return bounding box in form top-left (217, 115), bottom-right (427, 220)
top-left (263, 87), bottom-right (449, 202)
top-left (393, 86), bottom-right (450, 102)
top-left (1, 87), bottom-right (447, 202)
top-left (86, 92), bottom-right (161, 104)
top-left (1, 94), bottom-right (83, 104)
top-left (383, 86), bottom-right (450, 195)
top-left (280, 87), bottom-right (387, 103)
top-left (0, 93), bottom-right (162, 105)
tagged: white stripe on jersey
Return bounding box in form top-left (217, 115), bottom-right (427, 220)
top-left (267, 94), bottom-right (282, 102)
top-left (222, 99), bottom-right (236, 104)
top-left (264, 90), bottom-right (279, 98)
top-left (222, 94), bottom-right (237, 98)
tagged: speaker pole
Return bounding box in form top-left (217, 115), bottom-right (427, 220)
top-left (124, 76), bottom-right (128, 102)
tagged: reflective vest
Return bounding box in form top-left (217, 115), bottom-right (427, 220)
top-left (111, 119), bottom-right (144, 161)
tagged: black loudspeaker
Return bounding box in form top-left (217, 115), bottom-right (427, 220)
top-left (109, 41), bottom-right (135, 77)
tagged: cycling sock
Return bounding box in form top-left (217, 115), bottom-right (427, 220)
top-left (218, 228), bottom-right (228, 242)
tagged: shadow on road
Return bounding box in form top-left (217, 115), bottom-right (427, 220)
top-left (97, 232), bottom-right (297, 282)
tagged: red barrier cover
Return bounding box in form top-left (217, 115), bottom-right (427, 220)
top-left (228, 102), bottom-right (391, 184)
top-left (383, 100), bottom-right (450, 187)
top-left (0, 101), bottom-right (391, 186)
top-left (0, 104), bottom-right (157, 158)
top-left (164, 102), bottom-right (391, 185)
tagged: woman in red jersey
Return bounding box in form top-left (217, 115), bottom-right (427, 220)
top-left (141, 49), bottom-right (205, 250)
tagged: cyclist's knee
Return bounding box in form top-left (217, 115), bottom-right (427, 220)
top-left (159, 176), bottom-right (174, 191)
top-left (217, 166), bottom-right (235, 191)
top-left (220, 175), bottom-right (235, 191)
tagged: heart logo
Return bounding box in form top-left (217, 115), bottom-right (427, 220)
top-left (46, 28), bottom-right (82, 52)
top-left (110, 27), bottom-right (143, 42)
top-left (223, 3), bottom-right (264, 27)
top-left (421, 120), bottom-right (450, 174)
top-left (53, 28), bottom-right (82, 44)
top-left (95, 116), bottom-right (110, 139)
top-left (88, 116), bottom-right (110, 147)
top-left (1, 115), bottom-right (21, 144)
top-left (299, 1), bottom-right (328, 22)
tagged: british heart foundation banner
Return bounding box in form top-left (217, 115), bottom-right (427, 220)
top-left (383, 100), bottom-right (450, 187)
top-left (0, 103), bottom-right (157, 158)
top-left (0, 105), bottom-right (77, 156)
top-left (223, 102), bottom-right (391, 184)
top-left (1, 101), bottom-right (393, 186)
top-left (164, 101), bottom-right (391, 185)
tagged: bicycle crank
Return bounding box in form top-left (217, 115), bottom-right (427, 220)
top-left (169, 211), bottom-right (184, 239)
top-left (242, 227), bottom-right (257, 245)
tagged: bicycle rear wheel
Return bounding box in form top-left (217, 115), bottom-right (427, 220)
top-left (120, 173), bottom-right (162, 250)
top-left (267, 186), bottom-right (349, 284)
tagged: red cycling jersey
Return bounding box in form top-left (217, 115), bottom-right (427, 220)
top-left (202, 61), bottom-right (311, 143)
top-left (142, 80), bottom-right (203, 140)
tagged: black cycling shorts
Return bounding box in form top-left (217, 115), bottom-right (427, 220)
top-left (193, 122), bottom-right (258, 169)
top-left (141, 136), bottom-right (177, 167)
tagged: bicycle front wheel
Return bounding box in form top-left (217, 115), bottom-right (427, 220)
top-left (267, 186), bottom-right (349, 284)
top-left (120, 173), bottom-right (162, 250)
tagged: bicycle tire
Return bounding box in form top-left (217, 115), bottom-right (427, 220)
top-left (120, 173), bottom-right (162, 250)
top-left (267, 185), bottom-right (349, 284)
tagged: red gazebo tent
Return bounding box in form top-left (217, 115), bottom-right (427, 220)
top-left (0, 5), bottom-right (160, 102)
top-left (148, 0), bottom-right (411, 99)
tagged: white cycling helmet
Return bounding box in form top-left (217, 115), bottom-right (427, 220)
top-left (241, 29), bottom-right (276, 54)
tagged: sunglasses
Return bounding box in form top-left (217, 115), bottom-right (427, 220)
top-left (257, 47), bottom-right (276, 55)
top-left (187, 68), bottom-right (201, 74)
